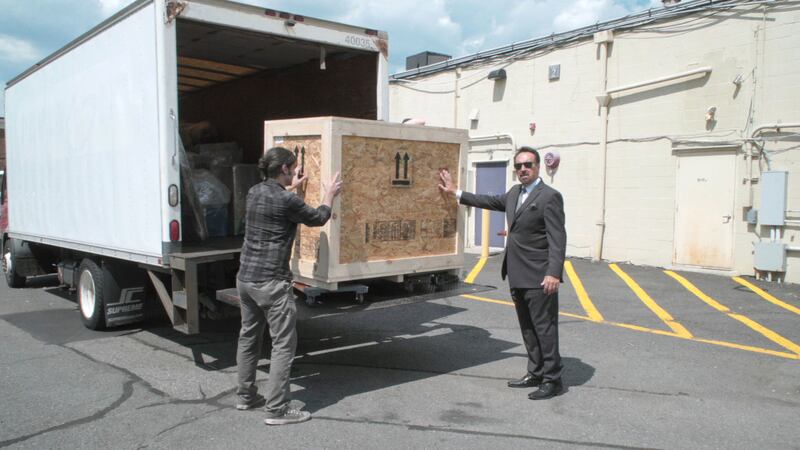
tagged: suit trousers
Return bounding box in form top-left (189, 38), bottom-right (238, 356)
top-left (236, 278), bottom-right (297, 414)
top-left (510, 288), bottom-right (563, 382)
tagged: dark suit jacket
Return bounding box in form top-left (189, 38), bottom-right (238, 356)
top-left (460, 180), bottom-right (566, 289)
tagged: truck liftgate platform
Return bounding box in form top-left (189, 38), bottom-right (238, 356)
top-left (146, 238), bottom-right (468, 334)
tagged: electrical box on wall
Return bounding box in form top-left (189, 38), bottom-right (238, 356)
top-left (754, 242), bottom-right (786, 272)
top-left (745, 208), bottom-right (758, 225)
top-left (759, 171), bottom-right (787, 225)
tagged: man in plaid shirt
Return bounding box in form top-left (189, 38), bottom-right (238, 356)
top-left (235, 146), bottom-right (342, 426)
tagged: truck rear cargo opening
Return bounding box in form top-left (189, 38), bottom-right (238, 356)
top-left (173, 17), bottom-right (379, 242)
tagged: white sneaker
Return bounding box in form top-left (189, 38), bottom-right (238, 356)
top-left (263, 408), bottom-right (312, 425)
top-left (235, 394), bottom-right (266, 411)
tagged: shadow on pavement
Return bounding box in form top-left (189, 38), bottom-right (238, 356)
top-left (290, 300), bottom-right (521, 413)
top-left (5, 272), bottom-right (596, 412)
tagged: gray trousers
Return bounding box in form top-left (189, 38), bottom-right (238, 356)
top-left (510, 288), bottom-right (563, 382)
top-left (236, 279), bottom-right (297, 413)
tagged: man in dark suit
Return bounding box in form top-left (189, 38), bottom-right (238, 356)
top-left (438, 146), bottom-right (567, 400)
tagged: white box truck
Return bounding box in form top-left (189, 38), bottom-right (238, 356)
top-left (1, 0), bottom-right (390, 333)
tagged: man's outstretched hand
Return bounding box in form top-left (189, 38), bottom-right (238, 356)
top-left (438, 168), bottom-right (458, 197)
top-left (289, 165), bottom-right (308, 191)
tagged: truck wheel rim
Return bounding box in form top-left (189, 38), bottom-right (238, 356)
top-left (79, 271), bottom-right (96, 319)
top-left (3, 250), bottom-right (11, 275)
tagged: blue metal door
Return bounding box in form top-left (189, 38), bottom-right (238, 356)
top-left (474, 162), bottom-right (506, 248)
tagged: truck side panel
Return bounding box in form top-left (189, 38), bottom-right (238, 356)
top-left (6, 3), bottom-right (163, 259)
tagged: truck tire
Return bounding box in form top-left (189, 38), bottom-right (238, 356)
top-left (78, 259), bottom-right (106, 330)
top-left (3, 238), bottom-right (26, 288)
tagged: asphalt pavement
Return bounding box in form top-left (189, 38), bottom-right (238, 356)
top-left (0, 254), bottom-right (798, 449)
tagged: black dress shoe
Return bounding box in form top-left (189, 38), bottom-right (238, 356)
top-left (528, 380), bottom-right (564, 400)
top-left (507, 373), bottom-right (543, 388)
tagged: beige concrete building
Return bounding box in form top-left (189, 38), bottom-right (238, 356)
top-left (390, 0), bottom-right (800, 283)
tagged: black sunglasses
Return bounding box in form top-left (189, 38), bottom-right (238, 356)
top-left (514, 162), bottom-right (535, 170)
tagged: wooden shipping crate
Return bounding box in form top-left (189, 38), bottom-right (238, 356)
top-left (264, 116), bottom-right (468, 290)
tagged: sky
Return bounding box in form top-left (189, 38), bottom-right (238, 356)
top-left (0, 0), bottom-right (662, 116)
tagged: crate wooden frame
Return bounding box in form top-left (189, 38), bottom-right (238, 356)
top-left (265, 116), bottom-right (468, 290)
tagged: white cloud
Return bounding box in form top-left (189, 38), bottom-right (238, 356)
top-left (335, 0), bottom-right (461, 37)
top-left (460, 37), bottom-right (486, 56)
top-left (0, 34), bottom-right (40, 63)
top-left (240, 0), bottom-right (653, 72)
top-left (97, 0), bottom-right (126, 15)
top-left (437, 15), bottom-right (458, 31)
top-left (553, 0), bottom-right (626, 32)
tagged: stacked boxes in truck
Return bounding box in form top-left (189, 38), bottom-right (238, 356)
top-left (2, 0), bottom-right (391, 333)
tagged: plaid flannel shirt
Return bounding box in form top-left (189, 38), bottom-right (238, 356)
top-left (237, 179), bottom-right (331, 282)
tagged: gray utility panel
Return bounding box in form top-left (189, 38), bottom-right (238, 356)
top-left (759, 171), bottom-right (787, 226)
top-left (754, 242), bottom-right (786, 272)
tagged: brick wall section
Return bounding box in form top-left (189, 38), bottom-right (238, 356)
top-left (179, 53), bottom-right (377, 162)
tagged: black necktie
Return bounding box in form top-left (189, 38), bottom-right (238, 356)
top-left (516, 186), bottom-right (527, 211)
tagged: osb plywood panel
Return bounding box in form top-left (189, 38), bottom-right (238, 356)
top-left (282, 136), bottom-right (323, 262)
top-left (340, 136), bottom-right (460, 264)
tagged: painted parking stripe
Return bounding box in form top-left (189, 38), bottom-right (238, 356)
top-left (459, 294), bottom-right (799, 360)
top-left (461, 294), bottom-right (513, 306)
top-left (564, 261), bottom-right (604, 322)
top-left (464, 257), bottom-right (488, 284)
top-left (732, 277), bottom-right (800, 317)
top-left (609, 264), bottom-right (693, 338)
top-left (665, 271), bottom-right (800, 356)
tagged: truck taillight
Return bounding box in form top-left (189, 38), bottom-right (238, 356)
top-left (168, 184), bottom-right (179, 206)
top-left (170, 220), bottom-right (180, 241)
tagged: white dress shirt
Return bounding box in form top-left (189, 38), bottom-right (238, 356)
top-left (516, 177), bottom-right (541, 210)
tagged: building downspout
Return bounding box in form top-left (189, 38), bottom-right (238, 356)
top-left (593, 31), bottom-right (613, 261)
top-left (453, 68), bottom-right (462, 128)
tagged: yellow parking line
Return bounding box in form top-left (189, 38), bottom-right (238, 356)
top-left (564, 261), bottom-right (604, 322)
top-left (691, 337), bottom-right (799, 359)
top-left (560, 311), bottom-right (592, 320)
top-left (609, 264), bottom-right (693, 338)
top-left (458, 294), bottom-right (799, 360)
top-left (464, 257), bottom-right (487, 284)
top-left (609, 321), bottom-right (680, 337)
top-left (461, 293), bottom-right (592, 319)
top-left (665, 271), bottom-right (800, 356)
top-left (732, 277), bottom-right (800, 317)
top-left (461, 294), bottom-right (512, 306)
